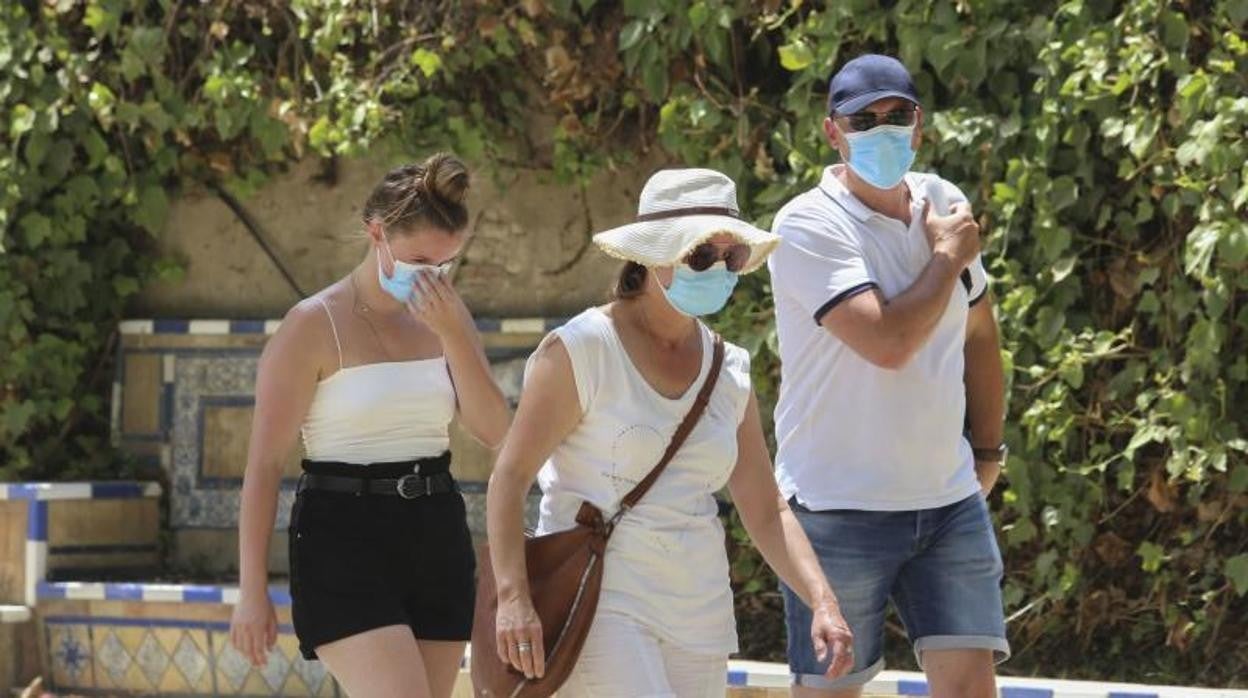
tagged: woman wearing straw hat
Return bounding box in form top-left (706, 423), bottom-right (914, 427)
top-left (486, 169), bottom-right (855, 696)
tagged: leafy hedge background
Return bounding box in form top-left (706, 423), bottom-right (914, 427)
top-left (2, 0), bottom-right (1245, 685)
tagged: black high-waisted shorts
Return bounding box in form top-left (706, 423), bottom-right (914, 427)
top-left (288, 452), bottom-right (476, 660)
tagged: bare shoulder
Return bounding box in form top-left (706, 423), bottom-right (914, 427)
top-left (261, 292), bottom-right (340, 377)
top-left (276, 296), bottom-right (330, 340)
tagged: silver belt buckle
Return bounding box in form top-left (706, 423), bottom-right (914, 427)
top-left (395, 463), bottom-right (422, 499)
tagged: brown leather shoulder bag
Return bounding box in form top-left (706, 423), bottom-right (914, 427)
top-left (471, 334), bottom-right (726, 698)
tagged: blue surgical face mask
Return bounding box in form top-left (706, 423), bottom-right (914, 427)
top-left (376, 238), bottom-right (447, 304)
top-left (662, 262), bottom-right (739, 317)
top-left (842, 124), bottom-right (916, 190)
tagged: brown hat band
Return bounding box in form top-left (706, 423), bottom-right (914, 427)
top-left (635, 206), bottom-right (741, 222)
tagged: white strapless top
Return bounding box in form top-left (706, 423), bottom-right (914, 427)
top-left (298, 296), bottom-right (456, 463)
top-left (300, 358), bottom-right (456, 463)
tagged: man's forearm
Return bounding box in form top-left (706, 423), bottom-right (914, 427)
top-left (965, 339), bottom-right (1005, 446)
top-left (826, 253), bottom-right (963, 369)
top-left (884, 254), bottom-right (966, 352)
top-left (964, 317), bottom-right (1006, 491)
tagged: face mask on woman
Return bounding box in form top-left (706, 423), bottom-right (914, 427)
top-left (661, 263), bottom-right (739, 317)
top-left (377, 236), bottom-right (446, 304)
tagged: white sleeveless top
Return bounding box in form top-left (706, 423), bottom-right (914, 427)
top-left (300, 298), bottom-right (456, 463)
top-left (531, 307), bottom-right (753, 655)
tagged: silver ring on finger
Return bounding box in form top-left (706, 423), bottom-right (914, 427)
top-left (517, 641), bottom-right (532, 653)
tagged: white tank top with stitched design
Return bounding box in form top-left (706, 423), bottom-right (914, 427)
top-left (299, 297), bottom-right (456, 464)
top-left (531, 307), bottom-right (754, 655)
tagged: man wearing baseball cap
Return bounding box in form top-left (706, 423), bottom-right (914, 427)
top-left (767, 54), bottom-right (1010, 697)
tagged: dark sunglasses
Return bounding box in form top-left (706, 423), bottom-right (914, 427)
top-left (684, 242), bottom-right (750, 273)
top-left (838, 107), bottom-right (918, 133)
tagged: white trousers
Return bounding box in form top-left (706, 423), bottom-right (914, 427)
top-left (558, 610), bottom-right (727, 698)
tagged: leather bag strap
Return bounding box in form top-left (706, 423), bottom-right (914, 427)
top-left (610, 332), bottom-right (726, 526)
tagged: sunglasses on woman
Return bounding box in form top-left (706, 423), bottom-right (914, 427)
top-left (838, 107), bottom-right (918, 133)
top-left (683, 241), bottom-right (751, 273)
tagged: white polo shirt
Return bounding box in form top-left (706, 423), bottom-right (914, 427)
top-left (768, 165), bottom-right (988, 511)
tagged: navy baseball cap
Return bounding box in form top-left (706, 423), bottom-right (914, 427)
top-left (827, 54), bottom-right (920, 115)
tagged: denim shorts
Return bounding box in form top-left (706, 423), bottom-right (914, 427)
top-left (781, 492), bottom-right (1009, 689)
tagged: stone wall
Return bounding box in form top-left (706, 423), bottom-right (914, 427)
top-left (134, 155), bottom-right (667, 320)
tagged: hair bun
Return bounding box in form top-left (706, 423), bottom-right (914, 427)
top-left (421, 152), bottom-right (469, 206)
top-left (362, 153), bottom-right (470, 233)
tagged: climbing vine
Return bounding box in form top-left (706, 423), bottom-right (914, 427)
top-left (2, 0), bottom-right (1245, 683)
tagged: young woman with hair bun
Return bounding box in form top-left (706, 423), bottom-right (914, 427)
top-left (230, 153), bottom-right (509, 698)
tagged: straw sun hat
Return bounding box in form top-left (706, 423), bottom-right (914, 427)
top-left (592, 168), bottom-right (780, 274)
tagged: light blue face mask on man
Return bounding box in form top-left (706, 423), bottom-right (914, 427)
top-left (843, 124), bottom-right (916, 190)
top-left (377, 238), bottom-right (447, 304)
top-left (662, 263), bottom-right (739, 317)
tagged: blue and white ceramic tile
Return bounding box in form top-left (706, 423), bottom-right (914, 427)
top-left (291, 654), bottom-right (329, 694)
top-left (172, 632), bottom-right (210, 687)
top-left (95, 629), bottom-right (131, 685)
top-left (134, 631), bottom-right (170, 687)
top-left (50, 625), bottom-right (92, 687)
top-left (259, 643), bottom-right (292, 693)
top-left (215, 638), bottom-right (253, 693)
top-left (171, 355), bottom-right (295, 529)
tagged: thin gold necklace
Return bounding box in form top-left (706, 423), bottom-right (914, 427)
top-left (349, 267), bottom-right (398, 361)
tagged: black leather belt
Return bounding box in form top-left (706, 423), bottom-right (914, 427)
top-left (297, 471), bottom-right (457, 499)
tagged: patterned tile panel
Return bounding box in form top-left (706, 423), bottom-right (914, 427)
top-left (44, 615), bottom-right (338, 696)
top-left (41, 610), bottom-right (1248, 697)
top-left (172, 355), bottom-right (294, 529)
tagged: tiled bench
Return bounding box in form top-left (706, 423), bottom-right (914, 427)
top-left (0, 481), bottom-right (162, 607)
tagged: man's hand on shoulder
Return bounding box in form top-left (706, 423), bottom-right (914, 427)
top-left (924, 200), bottom-right (980, 270)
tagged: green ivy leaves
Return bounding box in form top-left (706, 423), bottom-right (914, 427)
top-left (778, 40), bottom-right (815, 71)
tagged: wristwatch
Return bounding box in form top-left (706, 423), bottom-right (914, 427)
top-left (972, 444), bottom-right (1009, 468)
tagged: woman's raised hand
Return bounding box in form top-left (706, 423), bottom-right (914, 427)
top-left (408, 269), bottom-right (474, 341)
